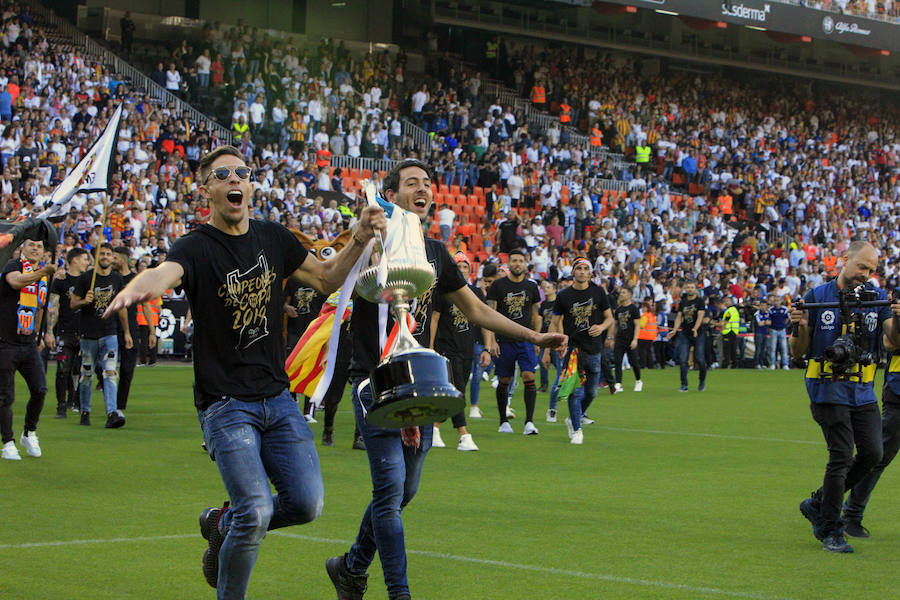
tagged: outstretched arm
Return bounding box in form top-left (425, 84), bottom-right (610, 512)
top-left (104, 261), bottom-right (184, 318)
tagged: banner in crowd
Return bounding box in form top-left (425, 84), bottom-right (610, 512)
top-left (40, 103), bottom-right (124, 222)
top-left (599, 0), bottom-right (900, 53)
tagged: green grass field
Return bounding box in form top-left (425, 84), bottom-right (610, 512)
top-left (2, 364), bottom-right (899, 599)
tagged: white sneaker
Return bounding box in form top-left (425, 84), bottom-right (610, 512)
top-left (564, 417), bottom-right (575, 439)
top-left (581, 415), bottom-right (595, 425)
top-left (19, 431), bottom-right (41, 458)
top-left (506, 406), bottom-right (516, 419)
top-left (482, 371), bottom-right (490, 382)
top-left (2, 440), bottom-right (22, 460)
top-left (457, 433), bottom-right (479, 451)
top-left (304, 413), bottom-right (317, 424)
top-left (769, 365), bottom-right (776, 370)
top-left (469, 405), bottom-right (483, 419)
top-left (523, 421), bottom-right (539, 435)
top-left (614, 382), bottom-right (624, 393)
top-left (634, 380), bottom-right (643, 392)
top-left (498, 422), bottom-right (514, 433)
top-left (491, 376), bottom-right (499, 389)
top-left (783, 365), bottom-right (790, 371)
top-left (570, 429), bottom-right (584, 445)
top-left (546, 408), bottom-right (557, 423)
top-left (755, 365), bottom-right (762, 369)
top-left (432, 426), bottom-right (446, 448)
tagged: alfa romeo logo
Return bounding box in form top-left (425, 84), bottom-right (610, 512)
top-left (822, 16), bottom-right (834, 34)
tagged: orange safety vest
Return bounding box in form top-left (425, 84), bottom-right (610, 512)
top-left (719, 194), bottom-right (733, 215)
top-left (590, 128), bottom-right (603, 147)
top-left (823, 255), bottom-right (837, 275)
top-left (531, 85), bottom-right (546, 105)
top-left (559, 103), bottom-right (571, 123)
top-left (638, 311), bottom-right (658, 341)
top-left (137, 297), bottom-right (162, 327)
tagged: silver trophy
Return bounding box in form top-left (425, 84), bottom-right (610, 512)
top-left (356, 183), bottom-right (464, 428)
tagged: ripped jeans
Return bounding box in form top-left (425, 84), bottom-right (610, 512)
top-left (79, 335), bottom-right (118, 415)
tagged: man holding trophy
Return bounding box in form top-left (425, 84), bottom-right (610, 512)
top-left (326, 159), bottom-right (566, 600)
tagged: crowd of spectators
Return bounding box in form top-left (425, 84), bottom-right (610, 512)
top-left (1, 2), bottom-right (899, 365)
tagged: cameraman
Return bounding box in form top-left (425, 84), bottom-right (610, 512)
top-left (789, 241), bottom-right (900, 553)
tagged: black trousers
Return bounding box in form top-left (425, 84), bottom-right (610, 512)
top-left (322, 332), bottom-right (352, 431)
top-left (0, 340), bottom-right (47, 443)
top-left (637, 339), bottom-right (654, 368)
top-left (447, 353), bottom-right (471, 430)
top-left (844, 387), bottom-right (900, 522)
top-left (55, 335), bottom-right (80, 407)
top-left (137, 324), bottom-right (157, 365)
top-left (613, 342), bottom-right (641, 384)
top-left (810, 401), bottom-right (882, 534)
top-left (117, 333), bottom-right (138, 410)
top-left (723, 332), bottom-right (738, 368)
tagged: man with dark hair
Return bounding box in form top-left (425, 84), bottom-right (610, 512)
top-left (71, 242), bottom-right (132, 428)
top-left (113, 246), bottom-right (151, 419)
top-left (485, 248), bottom-right (542, 434)
top-left (791, 241), bottom-right (900, 553)
top-left (46, 247), bottom-right (89, 417)
top-left (667, 279), bottom-right (708, 392)
top-left (0, 238), bottom-right (53, 460)
top-left (325, 158), bottom-right (565, 600)
top-left (104, 144), bottom-right (387, 599)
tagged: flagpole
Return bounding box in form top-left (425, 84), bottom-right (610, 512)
top-left (89, 192), bottom-right (110, 290)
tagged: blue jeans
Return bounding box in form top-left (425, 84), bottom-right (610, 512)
top-left (569, 350), bottom-right (603, 431)
top-left (346, 379), bottom-right (433, 599)
top-left (540, 350), bottom-right (562, 410)
top-left (770, 329), bottom-right (789, 368)
top-left (199, 390), bottom-right (323, 600)
top-left (754, 332), bottom-right (770, 367)
top-left (440, 224), bottom-right (451, 243)
top-left (675, 332), bottom-right (707, 388)
top-left (470, 342), bottom-right (493, 406)
top-left (79, 335), bottom-right (118, 415)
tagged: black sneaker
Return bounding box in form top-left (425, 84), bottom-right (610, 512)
top-left (322, 427), bottom-right (335, 447)
top-left (200, 502), bottom-right (230, 588)
top-left (678, 385), bottom-right (688, 392)
top-left (326, 555), bottom-right (368, 600)
top-left (352, 434), bottom-right (366, 451)
top-left (537, 384), bottom-right (548, 393)
top-left (105, 412), bottom-right (126, 429)
top-left (80, 411), bottom-right (91, 426)
top-left (698, 381), bottom-right (706, 392)
top-left (822, 532), bottom-right (853, 553)
top-left (55, 406), bottom-right (67, 419)
top-left (843, 519), bottom-right (870, 538)
top-left (800, 495), bottom-right (826, 541)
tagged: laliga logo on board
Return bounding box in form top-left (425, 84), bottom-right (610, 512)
top-left (721, 3), bottom-right (770, 22)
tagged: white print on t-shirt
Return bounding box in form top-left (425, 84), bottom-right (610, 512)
top-left (218, 252), bottom-right (278, 349)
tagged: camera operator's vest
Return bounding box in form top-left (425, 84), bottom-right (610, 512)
top-left (885, 354), bottom-right (900, 396)
top-left (803, 280), bottom-right (888, 406)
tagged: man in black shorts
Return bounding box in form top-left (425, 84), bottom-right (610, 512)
top-left (485, 249), bottom-right (542, 435)
top-left (105, 145), bottom-right (387, 599)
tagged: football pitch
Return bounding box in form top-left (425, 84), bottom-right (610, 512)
top-left (2, 364), bottom-right (899, 599)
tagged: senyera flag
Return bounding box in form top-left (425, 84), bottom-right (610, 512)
top-left (39, 102), bottom-right (124, 223)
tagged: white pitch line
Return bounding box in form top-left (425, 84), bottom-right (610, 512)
top-left (0, 531), bottom-right (797, 600)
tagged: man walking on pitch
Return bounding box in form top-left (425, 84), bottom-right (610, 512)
top-left (71, 243), bottom-right (132, 428)
top-left (113, 246), bottom-right (151, 419)
top-left (46, 247), bottom-right (89, 417)
top-left (0, 237), bottom-right (53, 459)
top-left (105, 145), bottom-right (387, 600)
top-left (486, 249), bottom-right (543, 434)
top-left (667, 279), bottom-right (707, 392)
top-left (326, 159), bottom-right (565, 600)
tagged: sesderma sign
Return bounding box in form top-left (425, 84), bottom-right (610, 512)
top-left (721, 2), bottom-right (771, 22)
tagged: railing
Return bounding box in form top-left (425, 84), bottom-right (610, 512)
top-left (402, 119), bottom-right (432, 154)
top-left (29, 0), bottom-right (232, 145)
top-left (330, 155), bottom-right (399, 176)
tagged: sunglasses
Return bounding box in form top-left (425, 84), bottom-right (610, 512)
top-left (205, 166), bottom-right (252, 183)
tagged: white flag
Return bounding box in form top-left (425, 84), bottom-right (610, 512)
top-left (39, 103), bottom-right (124, 222)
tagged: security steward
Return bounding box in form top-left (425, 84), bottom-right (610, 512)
top-left (790, 241), bottom-right (900, 553)
top-left (840, 333), bottom-right (900, 538)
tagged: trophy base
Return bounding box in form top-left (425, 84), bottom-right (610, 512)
top-left (367, 349), bottom-right (465, 428)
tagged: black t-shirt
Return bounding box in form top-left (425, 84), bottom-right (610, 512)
top-left (678, 294), bottom-right (706, 334)
top-left (166, 221), bottom-right (309, 409)
top-left (434, 283), bottom-right (482, 359)
top-left (50, 273), bottom-right (82, 337)
top-left (118, 271), bottom-right (138, 337)
top-left (284, 278), bottom-right (326, 338)
top-left (350, 237), bottom-right (467, 377)
top-left (74, 269), bottom-right (125, 339)
top-left (487, 276), bottom-right (541, 344)
top-left (553, 283), bottom-right (610, 354)
top-left (0, 259), bottom-right (47, 345)
top-left (614, 302), bottom-right (640, 343)
top-left (540, 297), bottom-right (556, 334)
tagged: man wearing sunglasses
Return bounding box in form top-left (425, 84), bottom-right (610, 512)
top-left (104, 145), bottom-right (386, 600)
